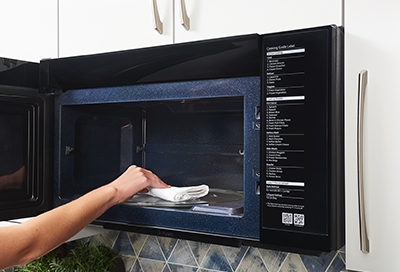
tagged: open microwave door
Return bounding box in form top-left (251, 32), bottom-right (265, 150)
top-left (0, 58), bottom-right (52, 220)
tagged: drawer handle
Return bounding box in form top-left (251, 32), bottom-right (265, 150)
top-left (357, 69), bottom-right (370, 254)
top-left (152, 0), bottom-right (163, 34)
top-left (180, 0), bottom-right (190, 30)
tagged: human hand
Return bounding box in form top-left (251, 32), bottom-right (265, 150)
top-left (107, 165), bottom-right (170, 203)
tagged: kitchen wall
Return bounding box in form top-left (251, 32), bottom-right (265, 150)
top-left (1, 230), bottom-right (345, 272)
top-left (87, 231), bottom-right (346, 272)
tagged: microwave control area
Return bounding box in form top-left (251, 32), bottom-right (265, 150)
top-left (260, 26), bottom-right (344, 253)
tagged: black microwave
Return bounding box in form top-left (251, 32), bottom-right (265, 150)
top-left (0, 25), bottom-right (344, 255)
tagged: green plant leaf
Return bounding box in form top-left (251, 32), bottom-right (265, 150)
top-left (16, 240), bottom-right (121, 272)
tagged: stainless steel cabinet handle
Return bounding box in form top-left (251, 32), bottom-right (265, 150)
top-left (152, 0), bottom-right (163, 34)
top-left (180, 0), bottom-right (190, 30)
top-left (357, 69), bottom-right (370, 254)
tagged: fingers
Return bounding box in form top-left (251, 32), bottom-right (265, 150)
top-left (128, 165), bottom-right (170, 189)
top-left (145, 169), bottom-right (170, 189)
top-left (139, 188), bottom-right (149, 194)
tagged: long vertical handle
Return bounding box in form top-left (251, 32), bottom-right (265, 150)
top-left (152, 0), bottom-right (163, 34)
top-left (357, 70), bottom-right (370, 254)
top-left (180, 0), bottom-right (190, 30)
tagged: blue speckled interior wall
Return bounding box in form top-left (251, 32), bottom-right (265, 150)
top-left (88, 231), bottom-right (346, 272)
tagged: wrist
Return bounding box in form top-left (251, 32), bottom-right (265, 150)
top-left (96, 185), bottom-right (120, 206)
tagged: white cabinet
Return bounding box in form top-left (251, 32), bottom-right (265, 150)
top-left (0, 1), bottom-right (343, 60)
top-left (345, 1), bottom-right (400, 271)
top-left (174, 0), bottom-right (342, 43)
top-left (59, 0), bottom-right (342, 57)
top-left (0, 0), bottom-right (57, 62)
top-left (59, 0), bottom-right (173, 57)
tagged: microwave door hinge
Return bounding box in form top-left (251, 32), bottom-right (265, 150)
top-left (43, 87), bottom-right (62, 96)
top-left (39, 58), bottom-right (62, 94)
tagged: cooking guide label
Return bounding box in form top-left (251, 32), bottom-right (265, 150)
top-left (261, 28), bottom-right (330, 235)
top-left (265, 45), bottom-right (307, 225)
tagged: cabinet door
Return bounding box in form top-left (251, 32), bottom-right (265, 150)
top-left (0, 0), bottom-right (57, 62)
top-left (174, 0), bottom-right (342, 43)
top-left (59, 0), bottom-right (173, 57)
top-left (345, 1), bottom-right (400, 271)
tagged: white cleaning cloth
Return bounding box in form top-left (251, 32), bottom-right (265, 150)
top-left (146, 185), bottom-right (209, 202)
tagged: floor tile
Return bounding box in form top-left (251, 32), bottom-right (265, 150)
top-left (200, 244), bottom-right (233, 272)
top-left (162, 264), bottom-right (172, 272)
top-left (157, 236), bottom-right (178, 261)
top-left (99, 230), bottom-right (120, 248)
top-left (168, 263), bottom-right (198, 272)
top-left (187, 240), bottom-right (211, 266)
top-left (235, 247), bottom-right (268, 272)
top-left (121, 255), bottom-right (137, 272)
top-left (326, 253), bottom-right (346, 272)
top-left (279, 253), bottom-right (307, 272)
top-left (129, 260), bottom-right (142, 272)
top-left (168, 240), bottom-right (198, 266)
top-left (139, 259), bottom-right (166, 272)
top-left (300, 251), bottom-right (336, 272)
top-left (339, 252), bottom-right (345, 264)
top-left (221, 245), bottom-right (248, 271)
top-left (258, 248), bottom-right (288, 272)
top-left (128, 232), bottom-right (148, 256)
top-left (114, 231), bottom-right (136, 257)
top-left (139, 235), bottom-right (165, 261)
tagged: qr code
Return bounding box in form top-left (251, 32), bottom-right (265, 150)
top-left (282, 212), bottom-right (293, 225)
top-left (294, 213), bottom-right (305, 226)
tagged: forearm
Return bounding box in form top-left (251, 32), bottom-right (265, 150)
top-left (0, 165), bottom-right (168, 269)
top-left (16, 185), bottom-right (119, 265)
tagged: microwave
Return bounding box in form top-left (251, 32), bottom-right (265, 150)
top-left (0, 25), bottom-right (344, 255)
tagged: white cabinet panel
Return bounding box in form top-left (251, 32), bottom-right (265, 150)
top-left (59, 0), bottom-right (173, 57)
top-left (174, 0), bottom-right (342, 43)
top-left (0, 0), bottom-right (57, 62)
top-left (59, 1), bottom-right (342, 57)
top-left (345, 1), bottom-right (400, 271)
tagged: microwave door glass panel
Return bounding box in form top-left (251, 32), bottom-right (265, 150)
top-left (0, 104), bottom-right (32, 202)
top-left (0, 114), bottom-right (26, 192)
top-left (0, 86), bottom-right (52, 220)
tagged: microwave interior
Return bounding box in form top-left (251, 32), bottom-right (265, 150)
top-left (54, 77), bottom-right (261, 240)
top-left (60, 97), bottom-right (244, 197)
